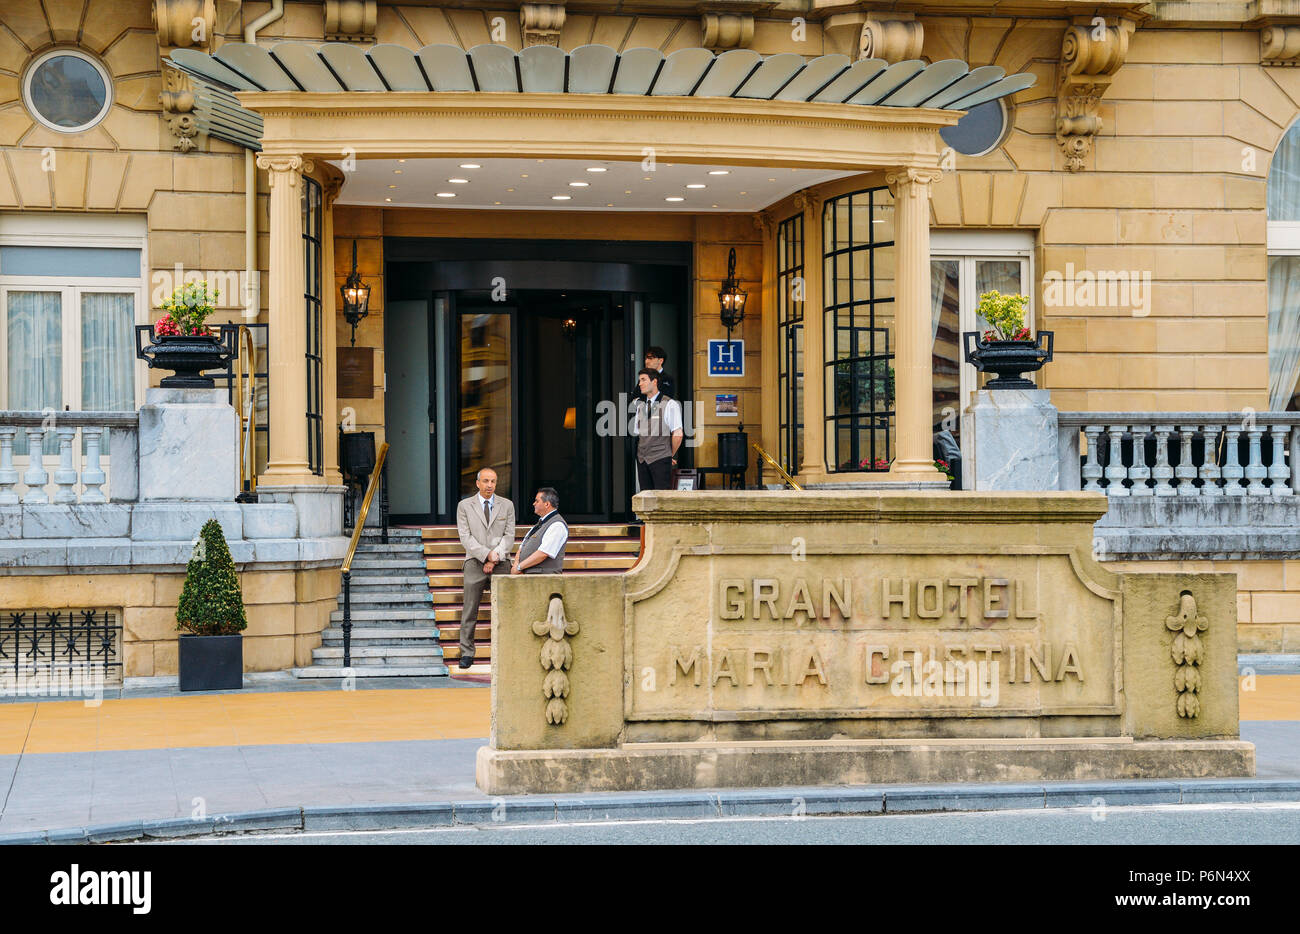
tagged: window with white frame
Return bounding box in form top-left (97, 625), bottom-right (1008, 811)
top-left (1268, 120), bottom-right (1300, 412)
top-left (929, 231), bottom-right (1034, 470)
top-left (0, 214), bottom-right (145, 454)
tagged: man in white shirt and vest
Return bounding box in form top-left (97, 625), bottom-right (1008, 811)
top-left (512, 487), bottom-right (568, 575)
top-left (634, 368), bottom-right (683, 491)
top-left (455, 466), bottom-right (516, 669)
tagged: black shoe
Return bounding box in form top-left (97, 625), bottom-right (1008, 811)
top-left (458, 657), bottom-right (475, 670)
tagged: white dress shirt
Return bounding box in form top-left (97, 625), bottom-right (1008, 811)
top-left (537, 514), bottom-right (569, 558)
top-left (641, 392), bottom-right (683, 434)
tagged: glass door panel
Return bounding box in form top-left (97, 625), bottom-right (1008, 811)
top-left (6, 289), bottom-right (62, 455)
top-left (459, 309), bottom-right (513, 500)
top-left (80, 292), bottom-right (134, 412)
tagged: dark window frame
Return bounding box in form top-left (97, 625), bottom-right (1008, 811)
top-left (776, 212), bottom-right (804, 476)
top-left (303, 177), bottom-right (323, 476)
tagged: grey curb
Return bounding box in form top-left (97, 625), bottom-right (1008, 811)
top-left (3, 778), bottom-right (1299, 843)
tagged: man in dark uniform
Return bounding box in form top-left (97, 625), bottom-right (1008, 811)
top-left (511, 488), bottom-right (568, 575)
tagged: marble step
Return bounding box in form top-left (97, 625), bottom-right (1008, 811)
top-left (328, 608), bottom-right (439, 622)
top-left (319, 627), bottom-right (440, 645)
top-left (311, 646), bottom-right (445, 665)
top-left (336, 591), bottom-right (432, 606)
top-left (421, 524), bottom-right (636, 540)
top-left (422, 538), bottom-right (640, 556)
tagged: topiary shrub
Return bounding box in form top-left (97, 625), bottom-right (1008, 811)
top-left (176, 519), bottom-right (247, 636)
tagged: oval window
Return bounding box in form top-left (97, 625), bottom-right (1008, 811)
top-left (22, 49), bottom-right (113, 134)
top-left (939, 99), bottom-right (1007, 157)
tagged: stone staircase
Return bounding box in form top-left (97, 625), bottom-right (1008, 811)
top-left (292, 528), bottom-right (449, 679)
top-left (425, 523), bottom-right (642, 677)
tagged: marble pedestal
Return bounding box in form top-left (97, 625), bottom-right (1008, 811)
top-left (963, 389), bottom-right (1059, 491)
top-left (138, 388), bottom-right (237, 502)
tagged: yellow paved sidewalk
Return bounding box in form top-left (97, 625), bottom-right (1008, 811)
top-left (0, 687), bottom-right (490, 755)
top-left (0, 677), bottom-right (1293, 757)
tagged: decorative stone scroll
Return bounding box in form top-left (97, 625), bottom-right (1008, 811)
top-left (860, 16), bottom-right (924, 63)
top-left (160, 64), bottom-right (198, 153)
top-left (324, 0), bottom-right (377, 42)
top-left (152, 0), bottom-right (215, 50)
top-left (702, 12), bottom-right (755, 51)
top-left (1057, 18), bottom-right (1135, 172)
top-left (1166, 590), bottom-right (1207, 719)
top-left (1262, 25), bottom-right (1300, 65)
top-left (521, 2), bottom-right (565, 48)
top-left (533, 594), bottom-right (579, 725)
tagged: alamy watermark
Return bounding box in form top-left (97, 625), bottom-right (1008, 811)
top-left (0, 661), bottom-right (105, 706)
top-left (1041, 263), bottom-right (1151, 317)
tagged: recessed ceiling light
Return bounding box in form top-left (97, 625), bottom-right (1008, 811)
top-left (624, 190), bottom-right (632, 194)
top-left (643, 177), bottom-right (652, 181)
top-left (712, 204), bottom-right (719, 208)
top-left (665, 196), bottom-right (684, 202)
top-left (460, 163), bottom-right (480, 169)
top-left (521, 174), bottom-right (529, 178)
top-left (398, 159), bottom-right (406, 163)
top-left (385, 197), bottom-right (392, 202)
top-left (739, 191), bottom-right (747, 195)
top-left (387, 185), bottom-right (397, 189)
top-left (606, 203), bottom-right (613, 207)
top-left (552, 195), bottom-right (571, 200)
top-left (569, 181), bottom-right (589, 187)
top-left (586, 167), bottom-right (606, 173)
top-left (768, 178), bottom-right (776, 182)
top-left (506, 188), bottom-right (515, 192)
top-left (448, 178), bottom-right (469, 184)
top-left (436, 192), bottom-right (455, 198)
top-left (494, 201), bottom-right (502, 205)
top-left (686, 184), bottom-right (706, 189)
top-left (537, 159), bottom-right (545, 163)
top-left (394, 169), bottom-right (402, 174)
top-left (709, 170), bottom-right (729, 176)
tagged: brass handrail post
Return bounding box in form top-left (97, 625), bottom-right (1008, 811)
top-left (752, 443), bottom-right (803, 490)
top-left (340, 442), bottom-right (389, 670)
top-left (234, 325), bottom-right (258, 496)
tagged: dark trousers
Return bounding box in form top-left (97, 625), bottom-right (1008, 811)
top-left (460, 559), bottom-right (495, 662)
top-left (637, 457), bottom-right (674, 491)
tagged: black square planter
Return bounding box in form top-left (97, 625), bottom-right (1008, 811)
top-left (178, 634), bottom-right (244, 692)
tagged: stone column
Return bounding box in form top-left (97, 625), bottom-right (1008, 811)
top-left (797, 190), bottom-right (827, 483)
top-left (256, 154), bottom-right (317, 487)
top-left (321, 169), bottom-right (345, 486)
top-left (884, 167), bottom-right (946, 482)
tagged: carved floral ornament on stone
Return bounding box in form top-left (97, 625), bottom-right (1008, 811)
top-left (533, 595), bottom-right (579, 726)
top-left (1167, 591), bottom-right (1208, 720)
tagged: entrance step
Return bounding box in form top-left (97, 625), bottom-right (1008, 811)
top-left (292, 665), bottom-right (449, 679)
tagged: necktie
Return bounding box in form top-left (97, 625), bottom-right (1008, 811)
top-left (483, 499), bottom-right (491, 528)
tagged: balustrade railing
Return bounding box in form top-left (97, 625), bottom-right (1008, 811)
top-left (0, 412), bottom-right (140, 505)
top-left (1058, 412), bottom-right (1300, 497)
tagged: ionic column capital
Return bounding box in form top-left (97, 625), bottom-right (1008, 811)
top-left (884, 167), bottom-right (943, 198)
top-left (257, 154), bottom-right (306, 187)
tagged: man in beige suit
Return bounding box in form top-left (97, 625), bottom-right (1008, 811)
top-left (455, 467), bottom-right (516, 669)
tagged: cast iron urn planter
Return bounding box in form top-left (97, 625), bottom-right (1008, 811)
top-left (178, 633), bottom-right (243, 691)
top-left (962, 330), bottom-right (1054, 389)
top-left (135, 325), bottom-right (235, 389)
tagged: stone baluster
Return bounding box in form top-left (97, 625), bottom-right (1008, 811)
top-left (1222, 426), bottom-right (1244, 496)
top-left (1269, 424), bottom-right (1292, 497)
top-left (52, 426), bottom-right (79, 504)
top-left (0, 427), bottom-right (18, 505)
top-left (1174, 426), bottom-right (1199, 495)
top-left (81, 426), bottom-right (106, 504)
top-left (22, 428), bottom-right (48, 503)
top-left (1245, 427), bottom-right (1268, 495)
top-left (1199, 424), bottom-right (1222, 496)
top-left (1081, 425), bottom-right (1103, 491)
top-left (1151, 425), bottom-right (1175, 496)
top-left (1291, 421), bottom-right (1300, 495)
top-left (1129, 424), bottom-right (1152, 496)
top-left (1104, 425), bottom-right (1128, 495)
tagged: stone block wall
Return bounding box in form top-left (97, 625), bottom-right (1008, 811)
top-left (0, 566), bottom-right (338, 677)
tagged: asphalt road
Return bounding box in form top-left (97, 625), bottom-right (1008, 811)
top-left (160, 801), bottom-right (1300, 845)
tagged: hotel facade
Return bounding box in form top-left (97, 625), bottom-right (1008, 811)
top-left (2, 0), bottom-right (1300, 682)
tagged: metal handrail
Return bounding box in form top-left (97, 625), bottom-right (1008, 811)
top-left (339, 441), bottom-right (388, 670)
top-left (752, 442), bottom-right (802, 490)
top-left (342, 441), bottom-right (388, 574)
top-left (234, 325), bottom-right (258, 496)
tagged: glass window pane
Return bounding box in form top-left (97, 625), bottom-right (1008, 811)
top-left (975, 260), bottom-right (1024, 331)
top-left (7, 290), bottom-right (62, 455)
top-left (1268, 255), bottom-right (1300, 409)
top-left (81, 292), bottom-right (135, 411)
top-left (939, 100), bottom-right (1007, 156)
top-left (931, 260), bottom-right (961, 438)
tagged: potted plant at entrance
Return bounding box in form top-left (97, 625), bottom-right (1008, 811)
top-left (176, 519), bottom-right (247, 691)
top-left (135, 281), bottom-right (235, 388)
top-left (962, 290), bottom-right (1054, 389)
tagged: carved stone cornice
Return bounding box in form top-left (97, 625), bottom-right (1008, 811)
top-left (701, 12), bottom-right (755, 50)
top-left (153, 0), bottom-right (215, 50)
top-left (324, 0), bottom-right (377, 42)
top-left (257, 154), bottom-right (306, 188)
top-left (520, 2), bottom-right (565, 48)
top-left (884, 166), bottom-right (942, 198)
top-left (1056, 18), bottom-right (1135, 173)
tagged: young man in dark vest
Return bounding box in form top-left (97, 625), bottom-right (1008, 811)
top-left (511, 487), bottom-right (568, 575)
top-left (634, 368), bottom-right (684, 491)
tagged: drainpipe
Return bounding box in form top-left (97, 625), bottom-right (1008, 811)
top-left (244, 0), bottom-right (284, 320)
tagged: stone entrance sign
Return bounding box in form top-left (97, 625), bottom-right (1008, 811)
top-left (479, 491), bottom-right (1252, 793)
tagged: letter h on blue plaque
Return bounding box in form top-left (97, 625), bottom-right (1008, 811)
top-left (708, 339), bottom-right (744, 377)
